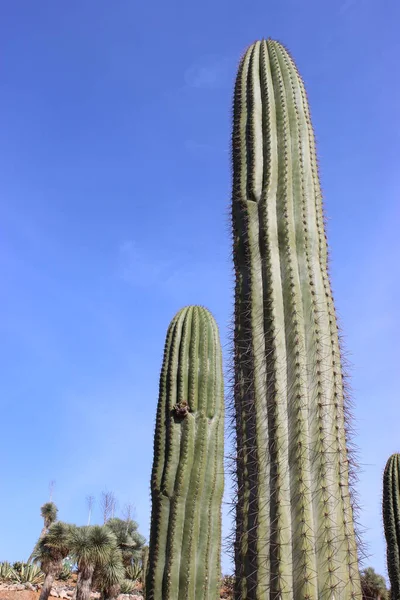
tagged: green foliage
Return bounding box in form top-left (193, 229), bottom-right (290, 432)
top-left (360, 567), bottom-right (388, 600)
top-left (119, 579), bottom-right (135, 594)
top-left (220, 575), bottom-right (234, 599)
top-left (0, 561), bottom-right (12, 581)
top-left (56, 558), bottom-right (74, 582)
top-left (10, 563), bottom-right (44, 584)
top-left (12, 561), bottom-right (25, 573)
top-left (94, 547), bottom-right (125, 597)
top-left (56, 563), bottom-right (72, 582)
top-left (231, 39), bottom-right (361, 599)
top-left (104, 518), bottom-right (145, 565)
top-left (68, 525), bottom-right (118, 570)
top-left (147, 306), bottom-right (224, 600)
top-left (383, 454), bottom-right (400, 599)
top-left (41, 503), bottom-right (58, 528)
top-left (125, 561), bottom-right (141, 582)
top-left (33, 522), bottom-right (72, 576)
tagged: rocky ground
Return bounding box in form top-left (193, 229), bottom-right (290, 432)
top-left (0, 581), bottom-right (143, 600)
top-left (0, 580), bottom-right (233, 600)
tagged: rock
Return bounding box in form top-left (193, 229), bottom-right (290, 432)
top-left (25, 582), bottom-right (35, 591)
top-left (16, 584), bottom-right (26, 591)
top-left (51, 589), bottom-right (59, 597)
top-left (59, 590), bottom-right (69, 599)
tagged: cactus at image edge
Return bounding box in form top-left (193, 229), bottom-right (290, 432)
top-left (146, 306), bottom-right (224, 600)
top-left (231, 39), bottom-right (361, 599)
top-left (383, 454), bottom-right (400, 600)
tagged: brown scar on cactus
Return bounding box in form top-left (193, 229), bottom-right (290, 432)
top-left (147, 306), bottom-right (224, 600)
top-left (172, 400), bottom-right (190, 418)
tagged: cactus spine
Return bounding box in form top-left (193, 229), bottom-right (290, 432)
top-left (383, 454), bottom-right (400, 599)
top-left (146, 306), bottom-right (224, 600)
top-left (231, 39), bottom-right (360, 599)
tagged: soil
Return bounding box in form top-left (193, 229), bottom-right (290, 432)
top-left (0, 592), bottom-right (39, 600)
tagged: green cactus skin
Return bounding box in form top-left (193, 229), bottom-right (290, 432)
top-left (146, 306), bottom-right (224, 600)
top-left (141, 546), bottom-right (149, 598)
top-left (383, 454), bottom-right (400, 600)
top-left (231, 39), bottom-right (361, 600)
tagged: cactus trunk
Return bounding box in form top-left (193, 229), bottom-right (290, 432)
top-left (146, 306), bottom-right (224, 600)
top-left (383, 454), bottom-right (400, 600)
top-left (231, 39), bottom-right (360, 600)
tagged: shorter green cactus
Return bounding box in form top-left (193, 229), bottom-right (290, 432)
top-left (383, 453), bottom-right (400, 599)
top-left (146, 306), bottom-right (224, 600)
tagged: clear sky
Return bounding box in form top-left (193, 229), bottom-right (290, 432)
top-left (0, 0), bottom-right (399, 581)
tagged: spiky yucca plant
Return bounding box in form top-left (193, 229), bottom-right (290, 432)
top-left (231, 38), bottom-right (361, 599)
top-left (33, 522), bottom-right (71, 600)
top-left (146, 306), bottom-right (224, 600)
top-left (28, 502), bottom-right (59, 563)
top-left (94, 547), bottom-right (125, 600)
top-left (68, 526), bottom-right (118, 600)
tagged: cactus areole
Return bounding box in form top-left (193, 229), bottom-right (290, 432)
top-left (383, 454), bottom-right (400, 600)
top-left (231, 39), bottom-right (361, 599)
top-left (146, 306), bottom-right (224, 600)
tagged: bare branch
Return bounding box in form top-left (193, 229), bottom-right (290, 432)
top-left (100, 490), bottom-right (117, 524)
top-left (49, 480), bottom-right (56, 502)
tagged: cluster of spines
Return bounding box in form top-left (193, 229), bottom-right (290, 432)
top-left (231, 39), bottom-right (361, 600)
top-left (383, 453), bottom-right (400, 600)
top-left (147, 306), bottom-right (224, 600)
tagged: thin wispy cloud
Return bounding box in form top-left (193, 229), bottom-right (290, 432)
top-left (184, 139), bottom-right (229, 155)
top-left (118, 240), bottom-right (173, 287)
top-left (184, 54), bottom-right (231, 90)
top-left (118, 239), bottom-right (230, 308)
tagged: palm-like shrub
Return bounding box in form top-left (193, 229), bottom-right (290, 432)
top-left (68, 525), bottom-right (118, 600)
top-left (28, 502), bottom-right (59, 563)
top-left (360, 568), bottom-right (388, 600)
top-left (104, 518), bottom-right (145, 566)
top-left (41, 503), bottom-right (58, 529)
top-left (33, 522), bottom-right (71, 600)
top-left (93, 547), bottom-right (125, 600)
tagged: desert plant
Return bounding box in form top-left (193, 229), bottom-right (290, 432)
top-left (93, 546), bottom-right (125, 600)
top-left (220, 575), bottom-right (235, 599)
top-left (141, 545), bottom-right (148, 595)
top-left (11, 563), bottom-right (44, 585)
top-left (33, 522), bottom-right (71, 600)
top-left (360, 567), bottom-right (388, 600)
top-left (231, 38), bottom-right (361, 599)
top-left (68, 525), bottom-right (118, 600)
top-left (383, 454), bottom-right (400, 600)
top-left (146, 306), bottom-right (225, 600)
top-left (119, 579), bottom-right (135, 594)
top-left (104, 517), bottom-right (145, 566)
top-left (125, 561), bottom-right (141, 582)
top-left (0, 561), bottom-right (12, 581)
top-left (27, 502), bottom-right (59, 563)
top-left (56, 558), bottom-right (74, 581)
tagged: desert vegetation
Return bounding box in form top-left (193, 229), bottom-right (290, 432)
top-left (1, 36), bottom-right (396, 600)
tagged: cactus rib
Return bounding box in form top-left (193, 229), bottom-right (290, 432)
top-left (232, 39), bottom-right (360, 600)
top-left (383, 453), bottom-right (400, 600)
top-left (147, 306), bottom-right (224, 600)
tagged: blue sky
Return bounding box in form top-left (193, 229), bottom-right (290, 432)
top-left (0, 0), bottom-right (399, 580)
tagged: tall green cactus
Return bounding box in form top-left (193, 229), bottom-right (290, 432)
top-left (146, 306), bottom-right (224, 600)
top-left (383, 454), bottom-right (400, 600)
top-left (231, 39), bottom-right (361, 599)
